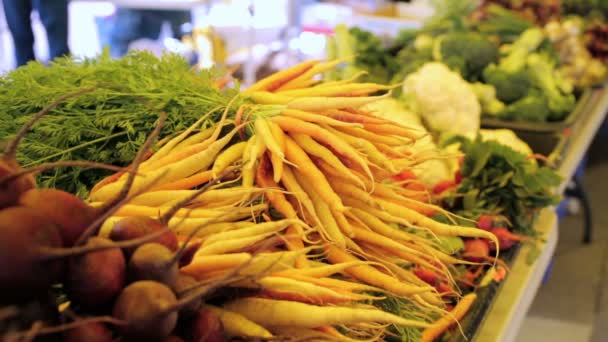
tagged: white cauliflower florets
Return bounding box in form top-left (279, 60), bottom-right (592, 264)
top-left (402, 62), bottom-right (481, 137)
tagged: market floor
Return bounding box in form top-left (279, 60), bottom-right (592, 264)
top-left (515, 127), bottom-right (608, 342)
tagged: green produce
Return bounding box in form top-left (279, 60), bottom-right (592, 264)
top-left (498, 89), bottom-right (550, 122)
top-left (442, 135), bottom-right (562, 234)
top-left (473, 4), bottom-right (534, 43)
top-left (0, 51), bottom-right (242, 196)
top-left (526, 53), bottom-right (577, 120)
top-left (433, 31), bottom-right (500, 81)
top-left (482, 27), bottom-right (545, 103)
top-left (470, 82), bottom-right (506, 116)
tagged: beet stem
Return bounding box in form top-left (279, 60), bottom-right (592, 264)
top-left (5, 87), bottom-right (97, 159)
top-left (0, 161), bottom-right (128, 187)
top-left (2, 316), bottom-right (125, 341)
top-left (75, 112), bottom-right (167, 246)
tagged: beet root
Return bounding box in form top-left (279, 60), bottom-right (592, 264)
top-left (67, 237), bottom-right (126, 309)
top-left (0, 159), bottom-right (36, 209)
top-left (165, 336), bottom-right (185, 342)
top-left (0, 206), bottom-right (63, 302)
top-left (174, 273), bottom-right (201, 316)
top-left (63, 322), bottom-right (113, 342)
top-left (19, 188), bottom-right (97, 246)
top-left (110, 216), bottom-right (178, 255)
top-left (113, 281), bottom-right (178, 340)
top-left (190, 308), bottom-right (226, 342)
top-left (129, 243), bottom-right (179, 289)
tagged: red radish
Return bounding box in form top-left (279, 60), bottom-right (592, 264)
top-left (128, 243), bottom-right (179, 288)
top-left (463, 239), bottom-right (490, 262)
top-left (476, 214), bottom-right (494, 231)
top-left (19, 188), bottom-right (97, 246)
top-left (392, 169), bottom-right (417, 182)
top-left (110, 216), bottom-right (179, 255)
top-left (189, 308), bottom-right (226, 342)
top-left (414, 268), bottom-right (442, 285)
top-left (489, 227), bottom-right (531, 251)
top-left (67, 237), bottom-right (126, 309)
top-left (433, 179), bottom-right (456, 194)
top-left (112, 281), bottom-right (179, 339)
top-left (63, 322), bottom-right (113, 342)
top-left (0, 206), bottom-right (64, 302)
top-left (454, 169), bottom-right (463, 184)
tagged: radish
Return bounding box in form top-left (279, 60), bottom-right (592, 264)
top-left (19, 188), bottom-right (97, 247)
top-left (463, 239), bottom-right (490, 262)
top-left (490, 227), bottom-right (531, 251)
top-left (189, 308), bottom-right (226, 342)
top-left (67, 237), bottom-right (126, 309)
top-left (63, 321), bottom-right (113, 342)
top-left (476, 214), bottom-right (494, 231)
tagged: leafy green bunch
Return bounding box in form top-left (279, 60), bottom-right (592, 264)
top-left (0, 50), bottom-right (243, 196)
top-left (442, 135), bottom-right (562, 234)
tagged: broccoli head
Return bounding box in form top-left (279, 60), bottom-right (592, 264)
top-left (481, 27), bottom-right (547, 104)
top-left (471, 82), bottom-right (505, 116)
top-left (482, 63), bottom-right (532, 103)
top-left (432, 31), bottom-right (499, 81)
top-left (526, 53), bottom-right (576, 121)
top-left (499, 89), bottom-right (550, 122)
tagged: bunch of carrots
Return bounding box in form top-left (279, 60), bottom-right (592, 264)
top-left (85, 58), bottom-right (500, 341)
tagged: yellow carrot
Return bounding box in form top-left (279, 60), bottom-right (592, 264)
top-left (277, 83), bottom-right (399, 98)
top-left (283, 135), bottom-right (346, 212)
top-left (250, 91), bottom-right (391, 111)
top-left (202, 219), bottom-right (305, 246)
top-left (275, 56), bottom-right (353, 91)
top-left (421, 293), bottom-right (477, 342)
top-left (267, 121), bottom-right (286, 183)
top-left (181, 253), bottom-right (252, 276)
top-left (280, 166), bottom-right (323, 229)
top-left (282, 108), bottom-right (363, 127)
top-left (149, 170), bottom-right (214, 191)
top-left (245, 59), bottom-right (319, 93)
top-left (274, 116), bottom-right (373, 183)
top-left (212, 141), bottom-right (247, 177)
top-left (291, 133), bottom-right (365, 190)
top-left (224, 297), bottom-right (432, 328)
top-left (203, 305), bottom-right (273, 338)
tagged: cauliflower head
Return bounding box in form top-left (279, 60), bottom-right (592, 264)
top-left (402, 62), bottom-right (481, 137)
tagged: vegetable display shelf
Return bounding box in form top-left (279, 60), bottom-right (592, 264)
top-left (472, 85), bottom-right (608, 342)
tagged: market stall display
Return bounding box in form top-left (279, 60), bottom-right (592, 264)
top-left (0, 51), bottom-right (565, 341)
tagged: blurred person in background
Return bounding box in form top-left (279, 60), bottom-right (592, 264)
top-left (2, 0), bottom-right (70, 67)
top-left (108, 8), bottom-right (191, 58)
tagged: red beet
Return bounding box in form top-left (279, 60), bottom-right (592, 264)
top-left (174, 273), bottom-right (201, 316)
top-left (110, 216), bottom-right (178, 255)
top-left (0, 206), bottom-right (63, 301)
top-left (19, 188), bottom-right (98, 246)
top-left (112, 281), bottom-right (179, 340)
top-left (463, 239), bottom-right (490, 262)
top-left (165, 336), bottom-right (185, 342)
top-left (67, 237), bottom-right (126, 309)
top-left (190, 308), bottom-right (226, 342)
top-left (63, 322), bottom-right (113, 342)
top-left (0, 159), bottom-right (35, 209)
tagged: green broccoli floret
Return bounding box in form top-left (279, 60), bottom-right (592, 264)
top-left (471, 82), bottom-right (505, 116)
top-left (482, 64), bottom-right (532, 103)
top-left (482, 27), bottom-right (546, 103)
top-left (526, 53), bottom-right (576, 121)
top-left (499, 89), bottom-right (550, 122)
top-left (389, 36), bottom-right (434, 85)
top-left (432, 31), bottom-right (499, 81)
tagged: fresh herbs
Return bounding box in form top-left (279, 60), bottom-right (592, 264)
top-left (442, 135), bottom-right (562, 234)
top-left (0, 50), bottom-right (244, 196)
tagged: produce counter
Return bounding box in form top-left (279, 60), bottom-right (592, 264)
top-left (474, 85), bottom-right (608, 342)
